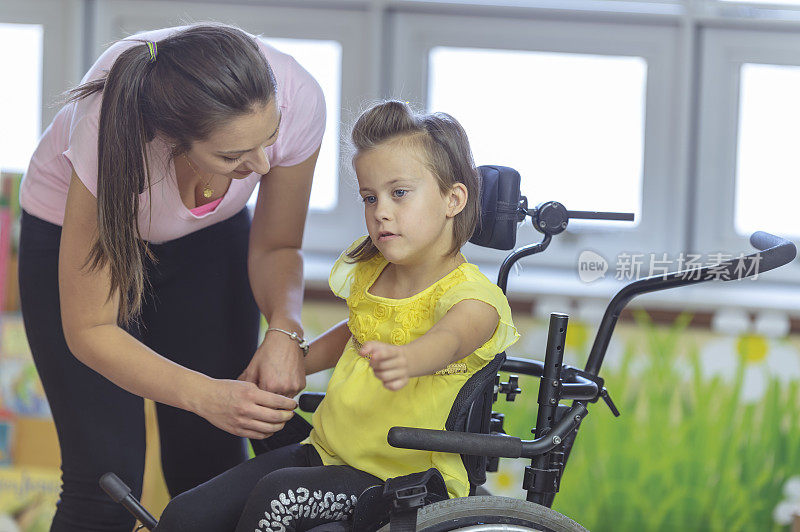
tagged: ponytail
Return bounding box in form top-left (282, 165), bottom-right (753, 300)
top-left (68, 44), bottom-right (155, 325)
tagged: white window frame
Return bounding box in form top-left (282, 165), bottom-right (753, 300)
top-left (709, 0), bottom-right (800, 15)
top-left (11, 0), bottom-right (800, 310)
top-left (388, 12), bottom-right (687, 275)
top-left (695, 26), bottom-right (800, 284)
top-left (91, 0), bottom-right (373, 256)
top-left (0, 0), bottom-right (83, 131)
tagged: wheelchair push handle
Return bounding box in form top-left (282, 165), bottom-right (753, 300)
top-left (99, 472), bottom-right (131, 503)
top-left (632, 230), bottom-right (794, 285)
top-left (677, 230), bottom-right (795, 281)
top-left (745, 231), bottom-right (796, 275)
top-left (298, 392), bottom-right (325, 412)
top-left (99, 472), bottom-right (159, 530)
top-left (584, 231), bottom-right (796, 375)
top-left (388, 403), bottom-right (588, 459)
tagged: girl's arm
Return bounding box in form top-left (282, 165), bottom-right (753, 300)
top-left (241, 147), bottom-right (320, 396)
top-left (304, 319), bottom-right (351, 375)
top-left (59, 172), bottom-right (297, 439)
top-left (361, 299), bottom-right (499, 390)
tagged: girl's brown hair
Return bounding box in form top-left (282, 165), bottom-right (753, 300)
top-left (347, 100), bottom-right (481, 262)
top-left (66, 24), bottom-right (276, 325)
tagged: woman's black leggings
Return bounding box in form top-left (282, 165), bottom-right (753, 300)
top-left (155, 443), bottom-right (383, 532)
top-left (18, 208), bottom-right (261, 532)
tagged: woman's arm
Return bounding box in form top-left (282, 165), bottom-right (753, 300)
top-left (360, 299), bottom-right (499, 390)
top-left (59, 172), bottom-right (297, 439)
top-left (240, 147), bottom-right (320, 396)
top-left (304, 320), bottom-right (351, 375)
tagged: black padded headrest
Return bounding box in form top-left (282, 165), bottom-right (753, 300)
top-left (469, 165), bottom-right (522, 250)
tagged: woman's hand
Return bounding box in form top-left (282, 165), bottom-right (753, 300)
top-left (194, 378), bottom-right (298, 439)
top-left (361, 341), bottom-right (410, 391)
top-left (239, 330), bottom-right (306, 397)
top-left (245, 153), bottom-right (320, 398)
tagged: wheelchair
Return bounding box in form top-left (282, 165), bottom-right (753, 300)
top-left (99, 165), bottom-right (797, 531)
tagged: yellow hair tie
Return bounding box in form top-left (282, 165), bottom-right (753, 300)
top-left (146, 41), bottom-right (158, 62)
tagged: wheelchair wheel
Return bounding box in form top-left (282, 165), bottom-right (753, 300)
top-left (377, 496), bottom-right (587, 532)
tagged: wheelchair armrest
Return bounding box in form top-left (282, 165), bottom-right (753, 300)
top-left (388, 427), bottom-right (523, 458)
top-left (298, 392), bottom-right (325, 412)
top-left (388, 403), bottom-right (588, 459)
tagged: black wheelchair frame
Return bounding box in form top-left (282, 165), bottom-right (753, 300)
top-left (100, 165), bottom-right (797, 531)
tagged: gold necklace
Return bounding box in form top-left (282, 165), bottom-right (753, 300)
top-left (183, 154), bottom-right (215, 199)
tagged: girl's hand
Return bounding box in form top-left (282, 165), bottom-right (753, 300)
top-left (239, 330), bottom-right (306, 397)
top-left (194, 378), bottom-right (297, 439)
top-left (360, 341), bottom-right (410, 391)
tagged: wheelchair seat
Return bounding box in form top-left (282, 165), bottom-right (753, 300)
top-left (288, 351), bottom-right (506, 491)
top-left (444, 352), bottom-right (506, 492)
top-left (348, 352), bottom-right (507, 531)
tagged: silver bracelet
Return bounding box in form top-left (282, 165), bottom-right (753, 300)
top-left (266, 327), bottom-right (309, 357)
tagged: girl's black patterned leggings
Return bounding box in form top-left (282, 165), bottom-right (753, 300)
top-left (155, 443), bottom-right (383, 532)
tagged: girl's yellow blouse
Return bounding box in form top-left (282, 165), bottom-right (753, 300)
top-left (305, 239), bottom-right (519, 498)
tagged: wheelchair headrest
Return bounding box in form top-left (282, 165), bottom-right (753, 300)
top-left (469, 165), bottom-right (523, 251)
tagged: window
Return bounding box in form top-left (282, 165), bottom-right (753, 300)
top-left (429, 47), bottom-right (646, 228)
top-left (391, 12), bottom-right (682, 269)
top-left (696, 28), bottom-right (800, 283)
top-left (735, 63), bottom-right (800, 239)
top-left (79, 0), bottom-right (800, 295)
top-left (0, 23), bottom-right (42, 173)
top-left (254, 38), bottom-right (342, 212)
top-left (720, 0), bottom-right (800, 4)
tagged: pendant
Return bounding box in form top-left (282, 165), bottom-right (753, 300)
top-left (203, 186), bottom-right (213, 199)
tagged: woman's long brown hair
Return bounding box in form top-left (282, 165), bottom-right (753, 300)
top-left (66, 24), bottom-right (276, 325)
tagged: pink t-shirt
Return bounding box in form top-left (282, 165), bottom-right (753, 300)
top-left (20, 26), bottom-right (326, 243)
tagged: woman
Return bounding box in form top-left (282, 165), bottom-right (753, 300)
top-left (18, 23), bottom-right (325, 531)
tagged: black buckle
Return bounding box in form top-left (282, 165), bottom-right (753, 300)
top-left (523, 466), bottom-right (561, 494)
top-left (391, 485), bottom-right (427, 512)
top-left (384, 478), bottom-right (431, 532)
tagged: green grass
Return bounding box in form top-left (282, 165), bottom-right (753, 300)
top-left (493, 310), bottom-right (800, 531)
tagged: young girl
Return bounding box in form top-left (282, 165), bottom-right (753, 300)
top-left (155, 101), bottom-right (519, 532)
